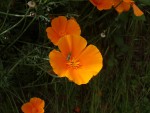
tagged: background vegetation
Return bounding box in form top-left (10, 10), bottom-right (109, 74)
top-left (0, 0), bottom-right (150, 113)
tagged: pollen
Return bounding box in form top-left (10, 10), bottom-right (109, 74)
top-left (66, 58), bottom-right (81, 69)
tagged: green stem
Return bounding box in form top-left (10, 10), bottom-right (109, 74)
top-left (0, 9), bottom-right (30, 36)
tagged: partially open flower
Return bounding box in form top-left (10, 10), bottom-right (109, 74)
top-left (49, 35), bottom-right (103, 85)
top-left (113, 0), bottom-right (143, 16)
top-left (89, 0), bottom-right (143, 16)
top-left (46, 16), bottom-right (81, 45)
top-left (21, 97), bottom-right (45, 113)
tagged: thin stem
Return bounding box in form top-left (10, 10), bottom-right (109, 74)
top-left (0, 9), bottom-right (30, 36)
top-left (0, 11), bottom-right (32, 17)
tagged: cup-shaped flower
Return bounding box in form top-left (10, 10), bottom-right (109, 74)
top-left (113, 0), bottom-right (143, 16)
top-left (21, 97), bottom-right (45, 113)
top-left (46, 16), bottom-right (81, 45)
top-left (49, 35), bottom-right (103, 85)
top-left (89, 0), bottom-right (113, 10)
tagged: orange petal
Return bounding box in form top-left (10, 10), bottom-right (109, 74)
top-left (132, 4), bottom-right (143, 16)
top-left (77, 45), bottom-right (103, 76)
top-left (57, 35), bottom-right (87, 58)
top-left (51, 16), bottom-right (67, 37)
top-left (32, 107), bottom-right (44, 113)
top-left (21, 102), bottom-right (33, 113)
top-left (97, 0), bottom-right (113, 10)
top-left (89, 0), bottom-right (100, 6)
top-left (89, 0), bottom-right (113, 10)
top-left (30, 97), bottom-right (45, 109)
top-left (66, 69), bottom-right (89, 85)
top-left (66, 19), bottom-right (81, 35)
top-left (123, 0), bottom-right (132, 3)
top-left (114, 0), bottom-right (130, 13)
top-left (49, 50), bottom-right (68, 77)
top-left (46, 27), bottom-right (59, 45)
top-left (66, 45), bottom-right (103, 85)
top-left (113, 0), bottom-right (124, 13)
top-left (36, 109), bottom-right (44, 113)
top-left (122, 2), bottom-right (130, 11)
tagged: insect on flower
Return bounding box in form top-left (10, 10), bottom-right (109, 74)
top-left (49, 35), bottom-right (103, 85)
top-left (66, 53), bottom-right (71, 61)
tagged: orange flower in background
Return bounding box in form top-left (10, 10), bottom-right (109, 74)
top-left (46, 16), bottom-right (81, 45)
top-left (113, 0), bottom-right (130, 13)
top-left (113, 0), bottom-right (143, 16)
top-left (49, 35), bottom-right (103, 85)
top-left (131, 2), bottom-right (144, 16)
top-left (89, 0), bottom-right (113, 10)
top-left (21, 97), bottom-right (45, 113)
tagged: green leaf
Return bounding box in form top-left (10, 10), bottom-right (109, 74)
top-left (116, 12), bottom-right (130, 22)
top-left (132, 14), bottom-right (146, 21)
top-left (114, 36), bottom-right (124, 47)
top-left (107, 54), bottom-right (118, 67)
top-left (0, 59), bottom-right (3, 71)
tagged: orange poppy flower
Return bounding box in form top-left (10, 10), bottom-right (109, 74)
top-left (46, 16), bottom-right (81, 45)
top-left (49, 35), bottom-right (103, 85)
top-left (89, 0), bottom-right (113, 10)
top-left (113, 0), bottom-right (143, 16)
top-left (21, 97), bottom-right (45, 113)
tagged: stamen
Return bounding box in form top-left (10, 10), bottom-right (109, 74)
top-left (66, 58), bottom-right (81, 69)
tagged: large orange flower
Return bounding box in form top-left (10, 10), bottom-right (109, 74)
top-left (46, 16), bottom-right (81, 45)
top-left (113, 0), bottom-right (143, 16)
top-left (89, 0), bottom-right (113, 10)
top-left (49, 35), bottom-right (103, 85)
top-left (21, 97), bottom-right (45, 113)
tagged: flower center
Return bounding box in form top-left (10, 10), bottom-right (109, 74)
top-left (66, 54), bottom-right (80, 69)
top-left (67, 59), bottom-right (80, 69)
